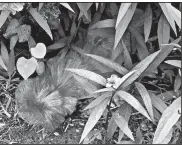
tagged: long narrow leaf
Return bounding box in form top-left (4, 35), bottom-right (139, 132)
top-left (122, 40), bottom-right (133, 70)
top-left (128, 26), bottom-right (149, 60)
top-left (66, 68), bottom-right (106, 86)
top-left (60, 3), bottom-right (75, 13)
top-left (117, 70), bottom-right (137, 90)
top-left (107, 115), bottom-right (118, 140)
top-left (164, 60), bottom-right (181, 68)
top-left (73, 74), bottom-right (97, 94)
top-left (29, 8), bottom-right (53, 40)
top-left (121, 50), bottom-right (160, 88)
top-left (153, 97), bottom-right (181, 144)
top-left (80, 97), bottom-right (111, 143)
top-left (118, 103), bottom-right (132, 142)
top-left (114, 3), bottom-right (137, 49)
top-left (113, 112), bottom-right (134, 141)
top-left (85, 54), bottom-right (129, 75)
top-left (135, 82), bottom-right (154, 122)
top-left (116, 90), bottom-right (151, 121)
top-left (115, 3), bottom-right (131, 28)
top-left (77, 3), bottom-right (93, 19)
top-left (0, 10), bottom-right (10, 29)
top-left (1, 42), bottom-right (9, 68)
top-left (93, 87), bottom-right (115, 94)
top-left (89, 19), bottom-right (116, 30)
top-left (144, 37), bottom-right (181, 74)
top-left (84, 92), bottom-right (111, 110)
top-left (0, 56), bottom-right (7, 71)
top-left (167, 4), bottom-right (181, 29)
top-left (157, 14), bottom-right (170, 48)
top-left (144, 4), bottom-right (152, 42)
top-left (159, 3), bottom-right (177, 35)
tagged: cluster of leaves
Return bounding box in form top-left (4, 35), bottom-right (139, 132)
top-left (0, 2), bottom-right (181, 144)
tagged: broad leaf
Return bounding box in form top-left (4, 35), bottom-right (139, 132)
top-left (159, 3), bottom-right (177, 35)
top-left (115, 3), bottom-right (131, 28)
top-left (157, 14), bottom-right (170, 48)
top-left (17, 57), bottom-right (37, 80)
top-left (164, 60), bottom-right (181, 68)
top-left (80, 97), bottom-right (111, 143)
top-left (17, 25), bottom-right (31, 43)
top-left (116, 90), bottom-right (151, 121)
top-left (153, 97), bottom-right (181, 144)
top-left (0, 10), bottom-right (10, 29)
top-left (144, 4), bottom-right (152, 42)
top-left (29, 8), bottom-right (53, 40)
top-left (113, 112), bottom-right (134, 141)
top-left (30, 43), bottom-right (47, 59)
top-left (114, 3), bottom-right (137, 49)
top-left (66, 68), bottom-right (106, 86)
top-left (85, 54), bottom-right (129, 75)
top-left (60, 3), bottom-right (75, 13)
top-left (135, 82), bottom-right (154, 122)
top-left (84, 92), bottom-right (111, 110)
top-left (89, 19), bottom-right (115, 30)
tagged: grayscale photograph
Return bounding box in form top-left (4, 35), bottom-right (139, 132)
top-left (0, 2), bottom-right (181, 144)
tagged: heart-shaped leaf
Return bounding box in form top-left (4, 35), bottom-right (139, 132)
top-left (17, 57), bottom-right (37, 80)
top-left (30, 43), bottom-right (47, 59)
